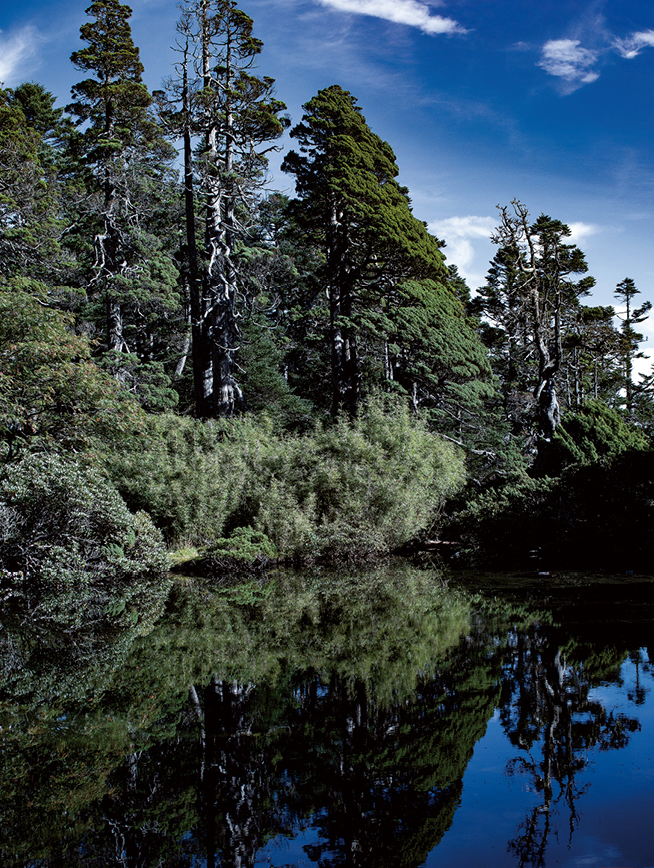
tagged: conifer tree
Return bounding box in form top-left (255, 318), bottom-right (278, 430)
top-left (483, 201), bottom-right (596, 455)
top-left (67, 0), bottom-right (179, 363)
top-left (283, 86), bottom-right (444, 415)
top-left (169, 0), bottom-right (288, 417)
top-left (614, 277), bottom-right (651, 417)
top-left (0, 85), bottom-right (65, 285)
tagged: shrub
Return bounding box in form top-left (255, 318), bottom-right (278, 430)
top-left (0, 453), bottom-right (170, 629)
top-left (0, 282), bottom-right (144, 460)
top-left (197, 527), bottom-right (278, 578)
top-left (105, 413), bottom-right (252, 545)
top-left (108, 399), bottom-right (466, 561)
top-left (448, 474), bottom-right (557, 568)
top-left (249, 398), bottom-right (466, 560)
top-left (449, 448), bottom-right (654, 571)
top-left (538, 400), bottom-right (651, 476)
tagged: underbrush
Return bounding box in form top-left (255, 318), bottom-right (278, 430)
top-left (0, 453), bottom-right (170, 630)
top-left (447, 448), bottom-right (654, 571)
top-left (107, 397), bottom-right (466, 562)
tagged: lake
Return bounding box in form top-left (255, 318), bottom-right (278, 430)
top-left (2, 564), bottom-right (653, 867)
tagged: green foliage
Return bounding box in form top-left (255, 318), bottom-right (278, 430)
top-left (613, 277), bottom-right (652, 416)
top-left (68, 0), bottom-right (154, 157)
top-left (0, 282), bottom-right (145, 459)
top-left (236, 317), bottom-right (313, 426)
top-left (109, 398), bottom-right (465, 560)
top-left (98, 350), bottom-right (179, 411)
top-left (247, 397), bottom-right (465, 561)
top-left (0, 84), bottom-right (67, 283)
top-left (449, 474), bottom-right (557, 567)
top-left (541, 399), bottom-right (651, 475)
top-left (0, 452), bottom-right (169, 629)
top-left (200, 527), bottom-right (278, 577)
top-left (282, 85), bottom-right (449, 415)
top-left (449, 440), bottom-right (654, 570)
top-left (105, 413), bottom-right (251, 544)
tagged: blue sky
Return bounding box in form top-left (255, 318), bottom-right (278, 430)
top-left (2, 0), bottom-right (654, 350)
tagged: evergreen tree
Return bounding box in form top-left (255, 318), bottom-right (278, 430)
top-left (477, 201), bottom-right (596, 459)
top-left (167, 0), bottom-right (288, 417)
top-left (282, 85), bottom-right (476, 418)
top-left (559, 303), bottom-right (622, 411)
top-left (614, 277), bottom-right (651, 417)
top-left (67, 0), bottom-right (181, 376)
top-left (0, 85), bottom-right (66, 286)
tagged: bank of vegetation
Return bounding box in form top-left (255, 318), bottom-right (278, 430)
top-left (2, 0), bottom-right (654, 620)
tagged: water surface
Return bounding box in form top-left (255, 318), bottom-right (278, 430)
top-left (2, 565), bottom-right (653, 867)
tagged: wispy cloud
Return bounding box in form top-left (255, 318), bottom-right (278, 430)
top-left (538, 39), bottom-right (599, 89)
top-left (613, 29), bottom-right (654, 60)
top-left (315, 0), bottom-right (465, 36)
top-left (429, 215), bottom-right (495, 288)
top-left (538, 23), bottom-right (654, 92)
top-left (0, 26), bottom-right (41, 86)
top-left (568, 221), bottom-right (601, 244)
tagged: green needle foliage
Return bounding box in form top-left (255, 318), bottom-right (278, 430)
top-left (283, 85), bottom-right (458, 416)
top-left (0, 282), bottom-right (144, 460)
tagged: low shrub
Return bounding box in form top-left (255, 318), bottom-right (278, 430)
top-left (0, 453), bottom-right (170, 630)
top-left (195, 527), bottom-right (278, 578)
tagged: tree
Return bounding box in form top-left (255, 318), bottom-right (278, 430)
top-left (614, 277), bottom-right (651, 417)
top-left (380, 278), bottom-right (493, 443)
top-left (67, 0), bottom-right (180, 363)
top-left (0, 281), bottom-right (144, 460)
top-left (560, 303), bottom-right (622, 411)
top-left (282, 85), bottom-right (451, 417)
top-left (0, 84), bottom-right (66, 286)
top-left (478, 201), bottom-right (596, 457)
top-left (166, 0), bottom-right (288, 417)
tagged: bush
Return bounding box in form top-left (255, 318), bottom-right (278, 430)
top-left (106, 412), bottom-right (270, 545)
top-left (108, 399), bottom-right (466, 561)
top-left (248, 398), bottom-right (466, 560)
top-left (197, 527), bottom-right (278, 578)
top-left (449, 448), bottom-right (654, 571)
top-left (448, 474), bottom-right (557, 568)
top-left (0, 453), bottom-right (170, 629)
top-left (537, 400), bottom-right (651, 476)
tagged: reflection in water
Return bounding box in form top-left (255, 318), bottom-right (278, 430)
top-left (0, 567), bottom-right (652, 867)
top-left (500, 626), bottom-right (640, 867)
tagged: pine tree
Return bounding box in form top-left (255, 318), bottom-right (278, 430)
top-left (67, 0), bottom-right (179, 362)
top-left (483, 201), bottom-right (596, 456)
top-left (0, 85), bottom-right (65, 285)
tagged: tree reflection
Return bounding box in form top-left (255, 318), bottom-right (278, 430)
top-left (188, 647), bottom-right (498, 868)
top-left (499, 625), bottom-right (641, 867)
top-left (1, 569), bottom-right (652, 868)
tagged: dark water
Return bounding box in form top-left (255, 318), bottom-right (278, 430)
top-left (2, 565), bottom-right (654, 867)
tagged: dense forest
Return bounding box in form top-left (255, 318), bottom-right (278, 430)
top-left (2, 0), bottom-right (654, 611)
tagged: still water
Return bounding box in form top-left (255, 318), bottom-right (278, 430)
top-left (1, 565), bottom-right (654, 867)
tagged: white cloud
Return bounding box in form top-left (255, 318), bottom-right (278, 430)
top-left (538, 39), bottom-right (600, 87)
top-left (429, 215), bottom-right (495, 288)
top-left (315, 0), bottom-right (465, 36)
top-left (568, 221), bottom-right (601, 244)
top-left (0, 27), bottom-right (41, 86)
top-left (613, 29), bottom-right (654, 59)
